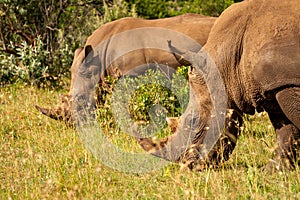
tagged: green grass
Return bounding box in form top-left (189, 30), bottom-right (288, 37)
top-left (1, 84), bottom-right (300, 199)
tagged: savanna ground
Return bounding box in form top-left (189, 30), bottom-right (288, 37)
top-left (1, 83), bottom-right (300, 200)
top-left (2, 0), bottom-right (299, 198)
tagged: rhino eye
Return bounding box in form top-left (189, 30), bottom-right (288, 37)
top-left (189, 65), bottom-right (195, 74)
top-left (78, 65), bottom-right (92, 78)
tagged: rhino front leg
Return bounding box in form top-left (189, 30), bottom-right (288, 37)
top-left (267, 112), bottom-right (300, 171)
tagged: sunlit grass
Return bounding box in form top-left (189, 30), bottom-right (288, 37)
top-left (1, 84), bottom-right (300, 199)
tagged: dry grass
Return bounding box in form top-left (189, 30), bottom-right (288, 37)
top-left (1, 84), bottom-right (300, 199)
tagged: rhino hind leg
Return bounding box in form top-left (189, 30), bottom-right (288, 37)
top-left (266, 88), bottom-right (300, 171)
top-left (276, 87), bottom-right (300, 129)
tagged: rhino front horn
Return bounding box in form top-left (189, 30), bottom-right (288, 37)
top-left (35, 105), bottom-right (67, 121)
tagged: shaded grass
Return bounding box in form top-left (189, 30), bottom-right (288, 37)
top-left (1, 84), bottom-right (300, 199)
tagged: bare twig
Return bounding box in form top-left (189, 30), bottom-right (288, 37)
top-left (0, 48), bottom-right (18, 55)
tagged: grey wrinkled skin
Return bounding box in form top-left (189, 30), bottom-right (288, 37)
top-left (140, 0), bottom-right (300, 171)
top-left (35, 14), bottom-right (216, 123)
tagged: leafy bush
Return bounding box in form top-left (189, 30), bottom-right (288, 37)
top-left (127, 67), bottom-right (189, 122)
top-left (102, 0), bottom-right (137, 23)
top-left (125, 0), bottom-right (235, 19)
top-left (0, 37), bottom-right (49, 86)
top-left (0, 0), bottom-right (136, 87)
top-left (97, 66), bottom-right (189, 133)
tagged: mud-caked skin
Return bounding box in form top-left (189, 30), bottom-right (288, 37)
top-left (140, 0), bottom-right (300, 171)
top-left (35, 14), bottom-right (217, 123)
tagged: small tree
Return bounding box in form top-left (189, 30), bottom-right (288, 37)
top-left (0, 0), bottom-right (136, 86)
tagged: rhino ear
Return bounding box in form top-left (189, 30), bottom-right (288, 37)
top-left (74, 47), bottom-right (83, 58)
top-left (84, 45), bottom-right (94, 64)
top-left (167, 40), bottom-right (196, 66)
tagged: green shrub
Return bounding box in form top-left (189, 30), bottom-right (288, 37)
top-left (125, 0), bottom-right (235, 19)
top-left (97, 66), bottom-right (189, 135)
top-left (0, 36), bottom-right (50, 86)
top-left (124, 66), bottom-right (189, 122)
top-left (0, 0), bottom-right (136, 87)
top-left (102, 0), bottom-right (137, 23)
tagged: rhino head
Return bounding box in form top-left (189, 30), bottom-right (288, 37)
top-left (35, 47), bottom-right (84, 124)
top-left (137, 41), bottom-right (242, 170)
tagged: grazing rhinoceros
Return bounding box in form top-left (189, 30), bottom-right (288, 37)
top-left (139, 0), bottom-right (300, 171)
top-left (36, 14), bottom-right (216, 122)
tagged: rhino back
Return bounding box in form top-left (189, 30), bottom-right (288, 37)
top-left (202, 0), bottom-right (300, 114)
top-left (85, 14), bottom-right (216, 49)
top-left (82, 14), bottom-right (216, 80)
top-left (244, 1), bottom-right (300, 105)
